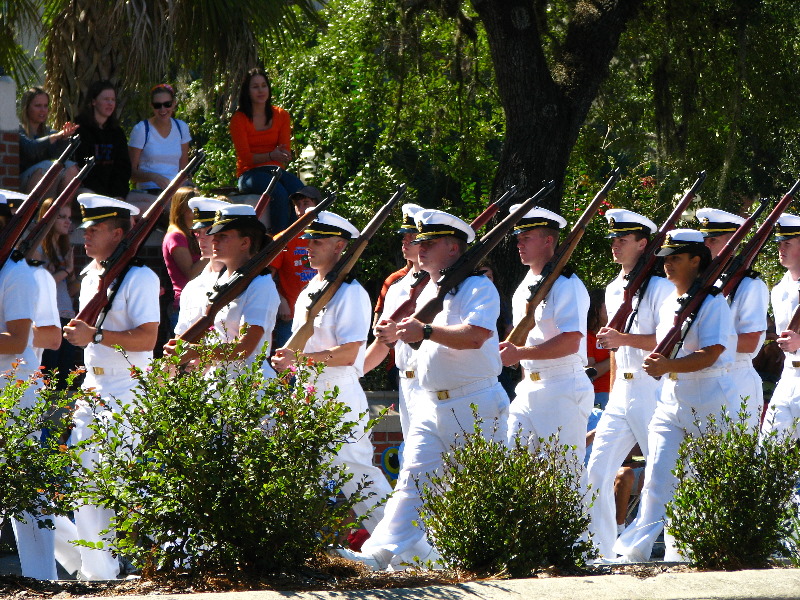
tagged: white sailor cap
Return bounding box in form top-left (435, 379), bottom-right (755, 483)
top-left (0, 189), bottom-right (28, 213)
top-left (656, 228), bottom-right (706, 256)
top-left (301, 211), bottom-right (360, 240)
top-left (188, 197), bottom-right (230, 230)
top-left (605, 208), bottom-right (657, 238)
top-left (398, 203), bottom-right (425, 233)
top-left (774, 213), bottom-right (800, 241)
top-left (695, 208), bottom-right (745, 238)
top-left (509, 205), bottom-right (567, 235)
top-left (412, 208), bottom-right (475, 244)
top-left (207, 203), bottom-right (266, 235)
top-left (77, 194), bottom-right (139, 228)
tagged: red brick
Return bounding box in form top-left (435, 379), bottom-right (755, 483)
top-left (387, 432), bottom-right (404, 442)
top-left (371, 432), bottom-right (388, 442)
top-left (1, 154), bottom-right (18, 166)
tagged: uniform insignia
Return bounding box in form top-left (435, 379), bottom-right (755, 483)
top-left (609, 217), bottom-right (616, 228)
top-left (193, 207), bottom-right (201, 218)
top-left (665, 234), bottom-right (673, 246)
top-left (701, 217), bottom-right (710, 227)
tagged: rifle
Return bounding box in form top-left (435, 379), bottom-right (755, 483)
top-left (387, 185), bottom-right (518, 323)
top-left (254, 169), bottom-right (282, 220)
top-left (282, 184), bottom-right (407, 352)
top-left (605, 171), bottom-right (707, 338)
top-left (721, 178), bottom-right (800, 299)
top-left (406, 180), bottom-right (556, 350)
top-left (650, 199), bottom-right (769, 368)
top-left (504, 170), bottom-right (621, 346)
top-left (178, 193), bottom-right (336, 344)
top-left (0, 136), bottom-right (81, 269)
top-left (74, 151), bottom-right (205, 326)
top-left (15, 158), bottom-right (96, 262)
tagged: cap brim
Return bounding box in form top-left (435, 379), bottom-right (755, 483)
top-left (774, 234), bottom-right (798, 242)
top-left (411, 232), bottom-right (451, 244)
top-left (79, 217), bottom-right (110, 229)
top-left (700, 231), bottom-right (727, 238)
top-left (606, 231), bottom-right (629, 239)
top-left (656, 245), bottom-right (694, 256)
top-left (397, 226), bottom-right (418, 234)
top-left (300, 232), bottom-right (346, 239)
top-left (207, 218), bottom-right (266, 236)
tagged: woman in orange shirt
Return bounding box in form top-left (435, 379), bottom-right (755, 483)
top-left (230, 68), bottom-right (304, 233)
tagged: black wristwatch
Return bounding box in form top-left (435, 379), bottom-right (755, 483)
top-left (93, 328), bottom-right (104, 344)
top-left (422, 324), bottom-right (434, 340)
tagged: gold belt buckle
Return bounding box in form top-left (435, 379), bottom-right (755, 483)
top-left (623, 372), bottom-right (634, 380)
top-left (436, 390), bottom-right (450, 400)
top-left (669, 372), bottom-right (678, 381)
top-left (92, 366), bottom-right (105, 376)
top-left (529, 372), bottom-right (542, 382)
top-left (404, 370), bottom-right (415, 378)
top-left (792, 361), bottom-right (800, 368)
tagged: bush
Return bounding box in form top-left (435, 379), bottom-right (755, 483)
top-left (74, 343), bottom-right (375, 576)
top-left (417, 415), bottom-right (594, 576)
top-left (0, 368), bottom-right (76, 529)
top-left (666, 404), bottom-right (800, 569)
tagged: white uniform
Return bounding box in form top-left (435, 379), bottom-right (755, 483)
top-left (507, 271), bottom-right (593, 462)
top-left (291, 277), bottom-right (393, 532)
top-left (70, 264), bottom-right (160, 580)
top-left (362, 274), bottom-right (509, 562)
top-left (0, 259), bottom-right (56, 580)
top-left (31, 264), bottom-right (61, 365)
top-left (586, 273), bottom-right (673, 558)
top-left (726, 275), bottom-right (768, 427)
top-left (173, 267), bottom-right (217, 336)
top-left (614, 292), bottom-right (737, 561)
top-left (763, 271), bottom-right (800, 440)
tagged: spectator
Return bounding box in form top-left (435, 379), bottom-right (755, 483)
top-left (74, 80), bottom-right (131, 199)
top-left (162, 187), bottom-right (206, 333)
top-left (18, 87), bottom-right (79, 194)
top-left (230, 67), bottom-right (303, 233)
top-left (128, 84), bottom-right (191, 213)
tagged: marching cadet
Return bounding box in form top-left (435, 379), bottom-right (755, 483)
top-left (62, 194), bottom-right (160, 580)
top-left (762, 213), bottom-right (800, 441)
top-left (165, 204), bottom-right (279, 376)
top-left (340, 208), bottom-right (508, 571)
top-left (614, 229), bottom-right (737, 563)
top-left (588, 209), bottom-right (673, 559)
top-left (697, 207), bottom-right (768, 426)
top-left (270, 211), bottom-right (393, 534)
top-left (498, 207), bottom-right (593, 466)
top-left (364, 202), bottom-right (425, 445)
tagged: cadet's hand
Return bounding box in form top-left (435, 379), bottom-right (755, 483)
top-left (271, 348), bottom-right (296, 372)
top-left (499, 341), bottom-right (522, 367)
top-left (777, 330), bottom-right (800, 353)
top-left (596, 326), bottom-right (623, 350)
top-left (163, 338), bottom-right (198, 364)
top-left (62, 319), bottom-right (95, 347)
top-left (642, 352), bottom-right (670, 377)
top-left (396, 317), bottom-right (423, 343)
top-left (374, 319), bottom-right (400, 345)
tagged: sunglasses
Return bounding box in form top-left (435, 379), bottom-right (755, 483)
top-left (152, 101), bottom-right (173, 109)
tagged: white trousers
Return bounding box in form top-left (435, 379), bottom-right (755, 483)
top-left (316, 373), bottom-right (393, 533)
top-left (762, 369), bottom-right (800, 442)
top-left (614, 373), bottom-right (737, 561)
top-left (586, 371), bottom-right (660, 558)
top-left (361, 381), bottom-right (509, 561)
top-left (728, 360), bottom-right (763, 429)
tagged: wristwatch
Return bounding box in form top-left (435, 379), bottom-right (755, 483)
top-left (93, 329), bottom-right (104, 344)
top-left (422, 324), bottom-right (434, 340)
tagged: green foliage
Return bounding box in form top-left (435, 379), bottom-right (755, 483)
top-left (74, 344), bottom-right (374, 576)
top-left (666, 403), bottom-right (800, 569)
top-left (0, 367), bottom-right (76, 528)
top-left (417, 415), bottom-right (594, 576)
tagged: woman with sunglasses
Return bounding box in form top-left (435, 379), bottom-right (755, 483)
top-left (129, 84), bottom-right (191, 197)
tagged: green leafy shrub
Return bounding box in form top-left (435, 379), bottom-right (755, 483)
top-left (0, 368), bottom-right (77, 528)
top-left (417, 415), bottom-right (594, 576)
top-left (666, 405), bottom-right (800, 569)
top-left (74, 343), bottom-right (375, 576)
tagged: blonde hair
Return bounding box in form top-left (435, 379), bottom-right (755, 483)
top-left (20, 87), bottom-right (50, 138)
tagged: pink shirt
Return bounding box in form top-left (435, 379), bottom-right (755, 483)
top-left (162, 230), bottom-right (200, 308)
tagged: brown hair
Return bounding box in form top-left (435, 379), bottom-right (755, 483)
top-left (168, 187), bottom-right (200, 255)
top-left (39, 197), bottom-right (72, 269)
top-left (20, 87), bottom-right (50, 138)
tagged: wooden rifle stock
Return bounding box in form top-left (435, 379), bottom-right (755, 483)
top-left (606, 171), bottom-right (707, 333)
top-left (283, 184), bottom-right (407, 352)
top-left (408, 181), bottom-right (556, 341)
top-left (75, 151), bottom-right (205, 326)
top-left (178, 194), bottom-right (336, 343)
top-left (16, 158), bottom-right (96, 261)
top-left (254, 169), bottom-right (282, 219)
top-left (505, 169), bottom-right (621, 346)
top-left (387, 185), bottom-right (519, 323)
top-left (651, 199), bottom-right (768, 364)
top-left (721, 178), bottom-right (800, 298)
top-left (0, 136), bottom-right (81, 268)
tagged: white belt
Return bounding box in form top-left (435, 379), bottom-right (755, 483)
top-left (423, 377), bottom-right (496, 402)
top-left (665, 367), bottom-right (728, 381)
top-left (730, 357), bottom-right (754, 369)
top-left (523, 363), bottom-right (584, 382)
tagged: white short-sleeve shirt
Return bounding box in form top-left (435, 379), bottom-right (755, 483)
top-left (728, 275), bottom-right (768, 360)
top-left (174, 267), bottom-right (217, 337)
top-left (771, 270), bottom-right (799, 370)
top-left (31, 265), bottom-right (61, 364)
top-left (378, 269), bottom-right (419, 372)
top-left (512, 270), bottom-right (589, 371)
top-left (0, 259), bottom-right (38, 372)
top-left (128, 119), bottom-right (191, 190)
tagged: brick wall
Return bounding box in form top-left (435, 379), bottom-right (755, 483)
top-left (0, 76), bottom-right (19, 190)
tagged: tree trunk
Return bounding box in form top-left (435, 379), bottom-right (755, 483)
top-left (472, 0), bottom-right (643, 298)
